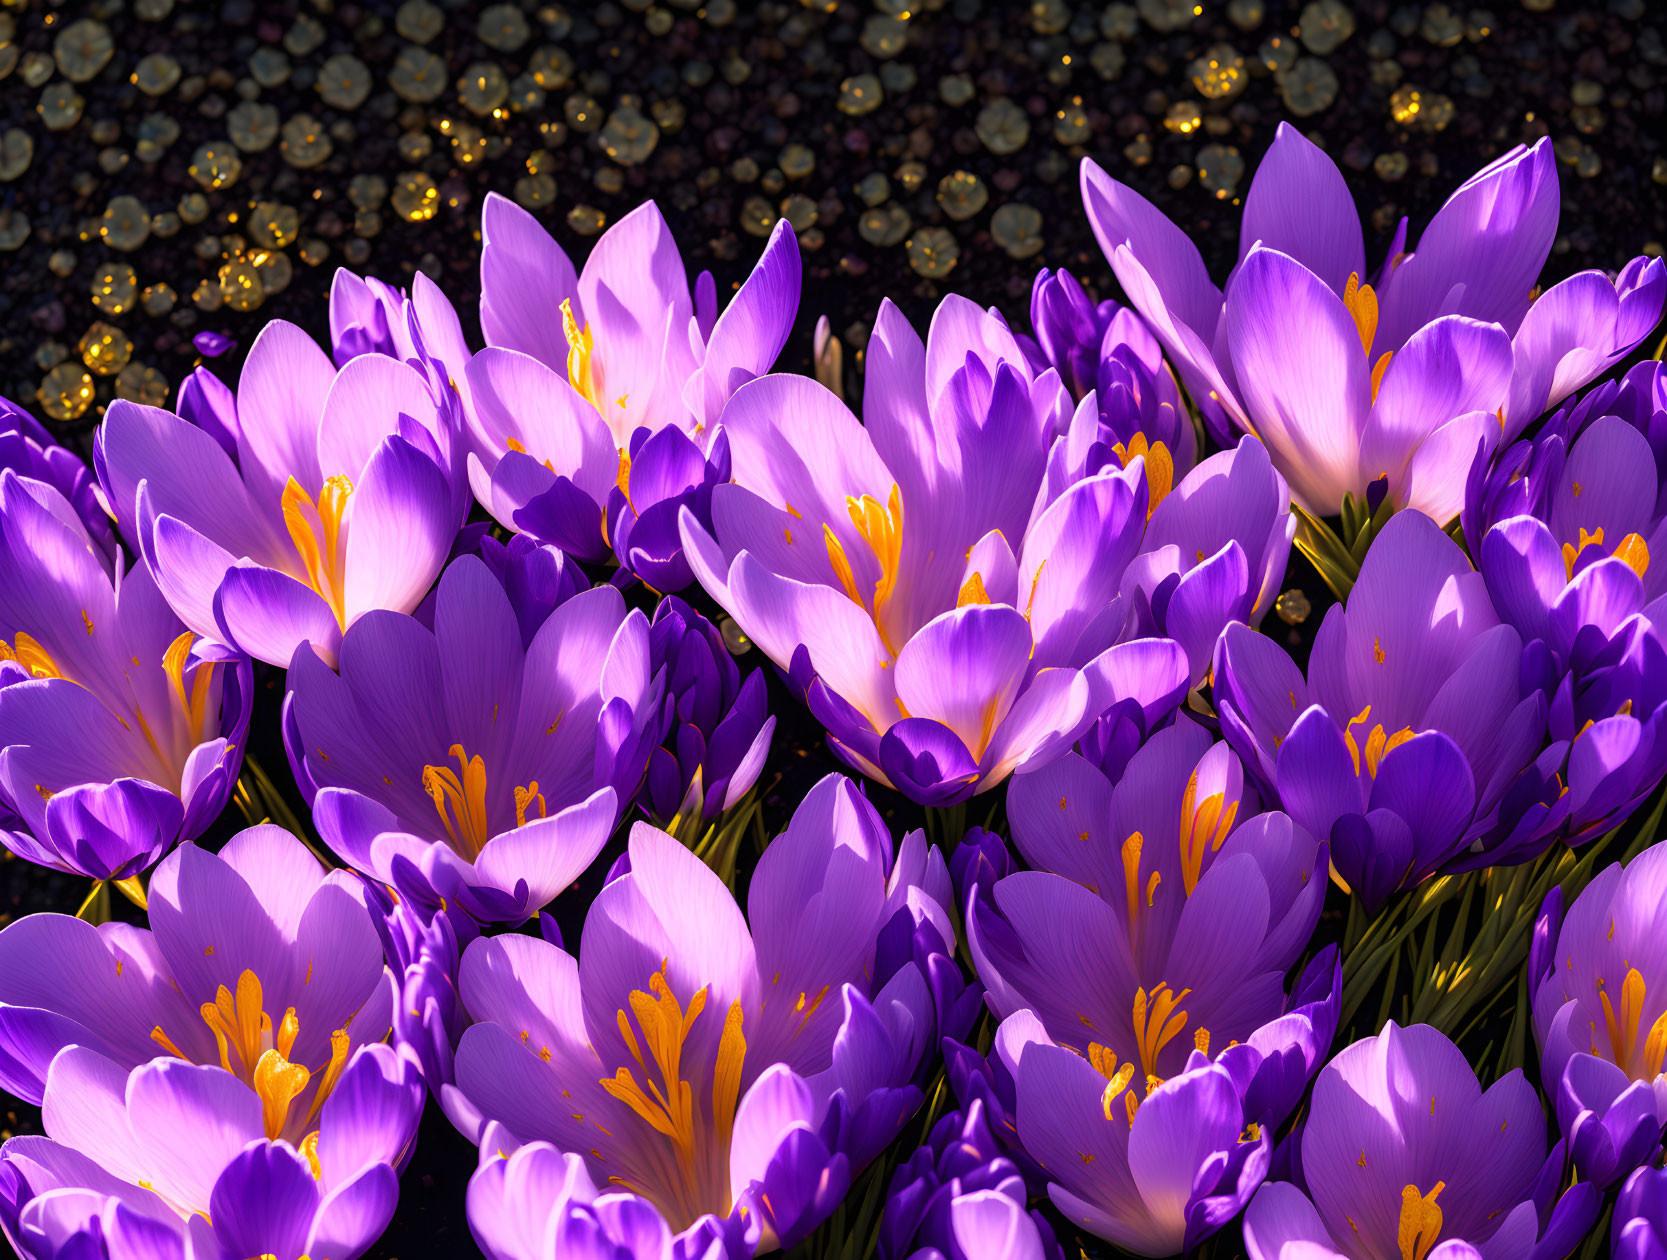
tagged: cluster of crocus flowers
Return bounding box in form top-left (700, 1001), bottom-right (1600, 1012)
top-left (1466, 361), bottom-right (1667, 847)
top-left (2, 124), bottom-right (1667, 1260)
top-left (957, 723), bottom-right (1339, 1254)
top-left (0, 465), bottom-right (250, 881)
top-left (443, 775), bottom-right (973, 1251)
top-left (1085, 122), bottom-right (1665, 519)
top-left (682, 294), bottom-right (1294, 804)
top-left (1530, 841), bottom-right (1667, 1190)
top-left (0, 827), bottom-right (421, 1260)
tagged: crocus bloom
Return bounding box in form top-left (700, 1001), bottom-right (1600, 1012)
top-left (364, 882), bottom-right (478, 1098)
top-left (96, 317), bottom-right (463, 667)
top-left (877, 1099), bottom-right (1064, 1260)
top-left (1615, 1166), bottom-right (1667, 1260)
top-left (478, 195), bottom-right (800, 443)
top-left (1241, 1021), bottom-right (1599, 1260)
top-left (1, 397), bottom-right (116, 565)
top-left (462, 198), bottom-right (799, 566)
top-left (1020, 266), bottom-right (1197, 490)
top-left (1214, 510), bottom-right (1546, 905)
top-left (0, 1040), bottom-right (423, 1260)
top-left (0, 470), bottom-right (250, 880)
top-left (1083, 124), bottom-right (1666, 517)
top-left (443, 774), bottom-right (971, 1251)
top-left (963, 722), bottom-right (1336, 1254)
top-left (643, 596), bottom-right (775, 828)
top-left (285, 555), bottom-right (662, 922)
top-left (466, 1120), bottom-right (743, 1260)
top-left (682, 297), bottom-right (1147, 803)
top-left (1530, 842), bottom-right (1667, 1188)
top-left (0, 824), bottom-right (393, 1115)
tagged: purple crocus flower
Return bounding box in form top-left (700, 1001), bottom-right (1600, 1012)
top-left (1083, 123), bottom-right (1666, 517)
top-left (962, 722), bottom-right (1336, 1253)
top-left (363, 882), bottom-right (479, 1099)
top-left (478, 195), bottom-right (801, 443)
top-left (644, 596), bottom-right (775, 828)
top-left (285, 554), bottom-right (662, 923)
top-left (0, 471), bottom-right (250, 880)
top-left (466, 1120), bottom-right (746, 1260)
top-left (1, 397), bottom-right (117, 565)
top-left (1021, 267), bottom-right (1197, 491)
top-left (1242, 1022), bottom-right (1600, 1260)
top-left (442, 774), bottom-right (971, 1252)
top-left (1616, 1165), bottom-right (1667, 1260)
top-left (0, 1040), bottom-right (423, 1260)
top-left (96, 318), bottom-right (464, 667)
top-left (606, 423), bottom-right (732, 588)
top-left (0, 824), bottom-right (394, 1113)
top-left (877, 1099), bottom-right (1064, 1260)
top-left (1529, 843), bottom-right (1667, 1189)
top-left (681, 297), bottom-right (1146, 803)
top-left (462, 198), bottom-right (799, 568)
top-left (1215, 510), bottom-right (1546, 906)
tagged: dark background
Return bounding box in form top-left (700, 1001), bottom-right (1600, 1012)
top-left (2, 0), bottom-right (1665, 1256)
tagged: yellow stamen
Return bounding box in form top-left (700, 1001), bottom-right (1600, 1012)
top-left (824, 484), bottom-right (905, 657)
top-left (562, 298), bottom-right (599, 409)
top-left (713, 1000), bottom-right (746, 1137)
top-left (1178, 768), bottom-right (1239, 896)
top-left (0, 632), bottom-right (64, 681)
top-left (301, 1029), bottom-right (352, 1131)
top-left (253, 1048), bottom-right (311, 1140)
top-left (422, 744), bottom-right (491, 858)
top-left (162, 631), bottom-right (217, 744)
top-left (300, 1130), bottom-right (323, 1179)
top-left (1370, 351), bottom-right (1394, 401)
top-left (1121, 831), bottom-right (1144, 930)
top-left (616, 448), bottom-right (635, 512)
top-left (514, 781), bottom-right (547, 828)
top-left (1343, 706), bottom-right (1416, 778)
top-left (1132, 982), bottom-right (1191, 1083)
top-left (1111, 432), bottom-right (1173, 518)
top-left (1087, 1043), bottom-right (1136, 1121)
top-left (281, 475), bottom-right (354, 631)
top-left (1397, 1181), bottom-right (1445, 1260)
top-left (594, 967), bottom-right (752, 1224)
top-left (957, 572), bottom-right (990, 607)
top-left (1343, 272), bottom-right (1379, 355)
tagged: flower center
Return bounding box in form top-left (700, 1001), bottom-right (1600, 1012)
top-left (1397, 1180), bottom-right (1445, 1260)
top-left (1343, 705), bottom-right (1416, 781)
top-left (823, 483), bottom-right (904, 658)
top-left (1595, 967), bottom-right (1667, 1080)
top-left (1110, 432), bottom-right (1173, 518)
top-left (421, 744), bottom-right (547, 861)
top-left (1561, 525), bottom-right (1650, 581)
top-left (561, 298), bottom-right (628, 413)
top-left (150, 968), bottom-right (350, 1163)
top-left (281, 474), bottom-right (354, 632)
top-left (599, 968), bottom-right (747, 1229)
